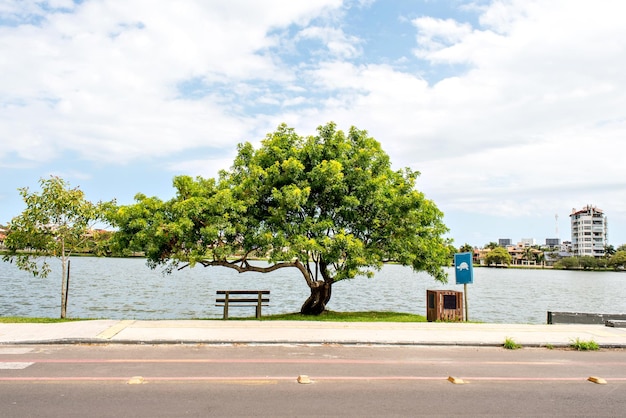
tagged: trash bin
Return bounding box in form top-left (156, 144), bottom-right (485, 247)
top-left (426, 290), bottom-right (464, 322)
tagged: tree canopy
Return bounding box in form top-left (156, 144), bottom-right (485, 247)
top-left (110, 122), bottom-right (450, 314)
top-left (3, 176), bottom-right (112, 318)
top-left (484, 246), bottom-right (512, 266)
top-left (608, 251), bottom-right (626, 270)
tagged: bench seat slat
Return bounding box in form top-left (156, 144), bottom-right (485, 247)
top-left (216, 298), bottom-right (270, 303)
top-left (216, 290), bottom-right (269, 295)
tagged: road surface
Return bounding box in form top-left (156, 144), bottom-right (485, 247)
top-left (1, 344), bottom-right (625, 417)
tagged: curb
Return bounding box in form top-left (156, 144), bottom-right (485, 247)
top-left (2, 339), bottom-right (625, 349)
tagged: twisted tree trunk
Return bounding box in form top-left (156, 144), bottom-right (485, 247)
top-left (300, 281), bottom-right (332, 315)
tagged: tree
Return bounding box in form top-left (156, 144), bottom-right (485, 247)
top-left (109, 122), bottom-right (450, 315)
top-left (522, 247), bottom-right (535, 265)
top-left (608, 251), bottom-right (626, 270)
top-left (604, 245), bottom-right (616, 258)
top-left (459, 243), bottom-right (474, 253)
top-left (445, 244), bottom-right (458, 264)
top-left (485, 242), bottom-right (499, 250)
top-left (534, 251), bottom-right (546, 268)
top-left (578, 256), bottom-right (598, 270)
top-left (555, 256), bottom-right (579, 270)
top-left (2, 176), bottom-right (112, 318)
top-left (484, 247), bottom-right (512, 266)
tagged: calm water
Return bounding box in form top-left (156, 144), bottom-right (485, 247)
top-left (1, 257), bottom-right (625, 323)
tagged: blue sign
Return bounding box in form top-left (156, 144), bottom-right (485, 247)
top-left (454, 252), bottom-right (474, 285)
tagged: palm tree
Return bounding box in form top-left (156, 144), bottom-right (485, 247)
top-left (522, 247), bottom-right (535, 266)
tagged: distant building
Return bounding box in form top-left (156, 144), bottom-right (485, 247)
top-left (545, 238), bottom-right (560, 247)
top-left (570, 205), bottom-right (607, 258)
top-left (520, 238), bottom-right (536, 247)
top-left (498, 238), bottom-right (512, 247)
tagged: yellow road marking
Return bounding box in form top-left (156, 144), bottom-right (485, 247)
top-left (97, 320), bottom-right (135, 339)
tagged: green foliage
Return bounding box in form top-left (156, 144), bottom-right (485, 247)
top-left (578, 255), bottom-right (597, 270)
top-left (459, 243), bottom-right (474, 253)
top-left (485, 242), bottom-right (499, 250)
top-left (3, 176), bottom-right (113, 318)
top-left (553, 253), bottom-right (626, 271)
top-left (484, 247), bottom-right (512, 266)
top-left (604, 245), bottom-right (616, 257)
top-left (608, 251), bottom-right (626, 270)
top-left (554, 256), bottom-right (579, 270)
top-left (109, 122), bottom-right (450, 313)
top-left (248, 311), bottom-right (427, 322)
top-left (570, 338), bottom-right (599, 351)
top-left (503, 337), bottom-right (521, 349)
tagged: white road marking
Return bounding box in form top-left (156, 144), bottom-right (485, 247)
top-left (0, 362), bottom-right (34, 370)
top-left (0, 348), bottom-right (34, 355)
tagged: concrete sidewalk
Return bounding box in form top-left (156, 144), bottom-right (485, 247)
top-left (1, 320), bottom-right (626, 347)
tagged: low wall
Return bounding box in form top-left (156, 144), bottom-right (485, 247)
top-left (547, 311), bottom-right (626, 325)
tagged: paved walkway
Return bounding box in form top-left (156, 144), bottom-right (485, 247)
top-left (1, 320), bottom-right (626, 347)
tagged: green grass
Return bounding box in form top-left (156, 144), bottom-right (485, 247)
top-left (0, 317), bottom-right (86, 323)
top-left (2, 312), bottom-right (427, 323)
top-left (235, 311), bottom-right (428, 322)
top-left (570, 338), bottom-right (599, 351)
top-left (503, 337), bottom-right (522, 349)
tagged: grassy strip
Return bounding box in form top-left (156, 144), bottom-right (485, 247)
top-left (0, 317), bottom-right (85, 323)
top-left (256, 311), bottom-right (427, 322)
top-left (2, 311), bottom-right (427, 323)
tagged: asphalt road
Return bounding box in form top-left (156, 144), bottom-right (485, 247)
top-left (1, 344), bottom-right (625, 417)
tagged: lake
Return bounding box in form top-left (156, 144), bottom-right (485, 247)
top-left (1, 257), bottom-right (625, 324)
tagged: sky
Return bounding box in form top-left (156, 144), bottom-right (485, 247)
top-left (1, 0), bottom-right (625, 248)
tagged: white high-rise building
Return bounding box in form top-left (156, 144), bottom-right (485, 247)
top-left (570, 205), bottom-right (607, 257)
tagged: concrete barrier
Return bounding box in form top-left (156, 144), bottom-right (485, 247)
top-left (547, 311), bottom-right (626, 325)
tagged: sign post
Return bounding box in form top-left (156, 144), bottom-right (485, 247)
top-left (454, 252), bottom-right (474, 321)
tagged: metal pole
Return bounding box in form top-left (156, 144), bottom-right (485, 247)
top-left (464, 283), bottom-right (468, 322)
top-left (64, 259), bottom-right (71, 316)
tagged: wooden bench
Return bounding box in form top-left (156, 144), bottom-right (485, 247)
top-left (216, 290), bottom-right (270, 319)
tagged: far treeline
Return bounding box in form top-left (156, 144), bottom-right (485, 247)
top-left (2, 122), bottom-right (451, 318)
top-left (456, 242), bottom-right (626, 271)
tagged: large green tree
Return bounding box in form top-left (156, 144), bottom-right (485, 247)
top-left (110, 122), bottom-right (450, 315)
top-left (3, 176), bottom-right (112, 318)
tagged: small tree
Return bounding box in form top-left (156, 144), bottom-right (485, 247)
top-left (522, 247), bottom-right (535, 265)
top-left (485, 242), bottom-right (499, 250)
top-left (2, 176), bottom-right (112, 318)
top-left (459, 243), bottom-right (474, 253)
top-left (484, 247), bottom-right (511, 267)
top-left (608, 251), bottom-right (626, 270)
top-left (578, 256), bottom-right (597, 270)
top-left (555, 256), bottom-right (579, 270)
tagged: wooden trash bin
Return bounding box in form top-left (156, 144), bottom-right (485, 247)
top-left (426, 290), bottom-right (464, 322)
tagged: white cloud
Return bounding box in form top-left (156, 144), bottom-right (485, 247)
top-left (297, 26), bottom-right (362, 59)
top-left (0, 0), bottom-right (343, 164)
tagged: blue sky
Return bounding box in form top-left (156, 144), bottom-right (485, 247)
top-left (1, 0), bottom-right (625, 248)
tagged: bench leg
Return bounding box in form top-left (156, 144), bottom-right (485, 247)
top-left (223, 293), bottom-right (229, 320)
top-left (256, 293), bottom-right (262, 319)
